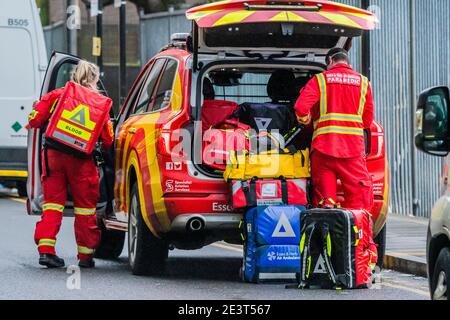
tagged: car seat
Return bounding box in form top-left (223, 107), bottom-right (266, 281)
top-left (237, 70), bottom-right (299, 137)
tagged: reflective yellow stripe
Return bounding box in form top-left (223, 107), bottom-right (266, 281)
top-left (300, 233), bottom-right (306, 254)
top-left (28, 109), bottom-right (39, 122)
top-left (38, 238), bottom-right (56, 247)
top-left (77, 246), bottom-right (95, 255)
top-left (318, 113), bottom-right (363, 124)
top-left (326, 233), bottom-right (332, 257)
top-left (313, 126), bottom-right (364, 140)
top-left (316, 74), bottom-right (327, 116)
top-left (0, 170), bottom-right (28, 178)
top-left (358, 76), bottom-right (369, 115)
top-left (74, 207), bottom-right (96, 216)
top-left (42, 203), bottom-right (65, 212)
top-left (56, 120), bottom-right (92, 141)
top-left (50, 99), bottom-right (58, 114)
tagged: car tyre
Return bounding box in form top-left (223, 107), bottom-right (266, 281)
top-left (374, 224), bottom-right (386, 269)
top-left (17, 181), bottom-right (27, 198)
top-left (128, 183), bottom-right (168, 276)
top-left (431, 247), bottom-right (449, 300)
top-left (95, 218), bottom-right (125, 260)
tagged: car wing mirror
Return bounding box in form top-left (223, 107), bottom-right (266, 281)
top-left (415, 86), bottom-right (450, 157)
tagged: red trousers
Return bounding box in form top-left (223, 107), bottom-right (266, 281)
top-left (34, 149), bottom-right (101, 261)
top-left (310, 151), bottom-right (374, 211)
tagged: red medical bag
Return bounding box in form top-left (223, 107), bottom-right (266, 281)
top-left (45, 81), bottom-right (112, 156)
top-left (231, 177), bottom-right (309, 209)
top-left (202, 120), bottom-right (250, 171)
top-left (299, 208), bottom-right (378, 289)
top-left (201, 100), bottom-right (239, 131)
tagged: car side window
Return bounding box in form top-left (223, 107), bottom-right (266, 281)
top-left (151, 59), bottom-right (178, 112)
top-left (132, 59), bottom-right (166, 115)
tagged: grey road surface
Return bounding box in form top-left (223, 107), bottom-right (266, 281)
top-left (0, 193), bottom-right (430, 300)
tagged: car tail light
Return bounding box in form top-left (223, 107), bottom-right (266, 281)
top-left (367, 121), bottom-right (385, 161)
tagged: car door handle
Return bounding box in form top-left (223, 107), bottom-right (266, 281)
top-left (128, 127), bottom-right (137, 134)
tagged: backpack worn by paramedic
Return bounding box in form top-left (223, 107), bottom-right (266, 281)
top-left (44, 81), bottom-right (112, 157)
top-left (297, 208), bottom-right (378, 290)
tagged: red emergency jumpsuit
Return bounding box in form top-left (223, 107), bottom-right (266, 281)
top-left (28, 88), bottom-right (114, 261)
top-left (294, 63), bottom-right (375, 210)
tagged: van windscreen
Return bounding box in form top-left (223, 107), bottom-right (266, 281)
top-left (0, 27), bottom-right (35, 98)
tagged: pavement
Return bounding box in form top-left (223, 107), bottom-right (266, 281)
top-left (385, 214), bottom-right (428, 278)
top-left (0, 191), bottom-right (432, 300)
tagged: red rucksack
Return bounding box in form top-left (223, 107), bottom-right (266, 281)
top-left (298, 208), bottom-right (378, 289)
top-left (45, 81), bottom-right (112, 156)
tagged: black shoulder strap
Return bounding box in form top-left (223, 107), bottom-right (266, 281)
top-left (299, 222), bottom-right (317, 288)
top-left (299, 222), bottom-right (339, 289)
top-left (319, 223), bottom-right (338, 287)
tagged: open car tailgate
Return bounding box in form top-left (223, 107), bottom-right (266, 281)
top-left (186, 0), bottom-right (378, 56)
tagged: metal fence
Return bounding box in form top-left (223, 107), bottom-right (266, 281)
top-left (43, 21), bottom-right (67, 58)
top-left (138, 1), bottom-right (450, 218)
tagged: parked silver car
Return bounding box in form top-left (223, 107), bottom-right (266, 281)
top-left (415, 86), bottom-right (450, 300)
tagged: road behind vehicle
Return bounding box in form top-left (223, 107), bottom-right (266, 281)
top-left (415, 85), bottom-right (450, 300)
top-left (0, 0), bottom-right (47, 197)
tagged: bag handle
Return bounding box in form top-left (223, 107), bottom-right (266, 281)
top-left (280, 176), bottom-right (289, 205)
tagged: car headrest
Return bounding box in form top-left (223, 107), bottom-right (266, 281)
top-left (203, 77), bottom-right (215, 100)
top-left (267, 70), bottom-right (297, 104)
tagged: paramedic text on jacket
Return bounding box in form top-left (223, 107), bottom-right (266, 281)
top-left (294, 48), bottom-right (375, 210)
top-left (28, 61), bottom-right (114, 269)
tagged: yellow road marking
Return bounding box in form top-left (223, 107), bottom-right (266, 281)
top-left (211, 242), bottom-right (243, 253)
top-left (9, 197), bottom-right (27, 204)
top-left (0, 170), bottom-right (28, 178)
top-left (381, 282), bottom-right (429, 297)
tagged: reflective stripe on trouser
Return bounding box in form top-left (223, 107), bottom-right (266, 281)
top-left (34, 148), bottom-right (101, 258)
top-left (78, 245), bottom-right (95, 255)
top-left (74, 207), bottom-right (96, 216)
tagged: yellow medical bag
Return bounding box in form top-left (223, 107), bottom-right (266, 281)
top-left (223, 148), bottom-right (310, 181)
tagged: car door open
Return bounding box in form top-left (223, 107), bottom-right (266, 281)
top-left (27, 51), bottom-right (114, 216)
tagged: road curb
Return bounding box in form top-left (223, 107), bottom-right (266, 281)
top-left (384, 254), bottom-right (427, 278)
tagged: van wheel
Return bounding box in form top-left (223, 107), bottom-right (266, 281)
top-left (374, 224), bottom-right (386, 269)
top-left (95, 218), bottom-right (125, 260)
top-left (431, 247), bottom-right (449, 300)
top-left (128, 183), bottom-right (168, 276)
top-left (17, 182), bottom-right (27, 198)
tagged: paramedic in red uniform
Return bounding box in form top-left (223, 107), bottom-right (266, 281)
top-left (294, 48), bottom-right (374, 211)
top-left (28, 61), bottom-right (114, 268)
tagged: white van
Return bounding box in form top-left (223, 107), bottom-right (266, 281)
top-left (0, 0), bottom-right (47, 196)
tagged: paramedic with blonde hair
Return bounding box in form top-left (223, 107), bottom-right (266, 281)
top-left (27, 60), bottom-right (114, 269)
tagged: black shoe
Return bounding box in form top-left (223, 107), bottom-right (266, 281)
top-left (79, 259), bottom-right (95, 268)
top-left (39, 254), bottom-right (65, 268)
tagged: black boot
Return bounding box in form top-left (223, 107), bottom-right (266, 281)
top-left (39, 254), bottom-right (65, 268)
top-left (79, 259), bottom-right (95, 268)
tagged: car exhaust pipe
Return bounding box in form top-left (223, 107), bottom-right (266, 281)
top-left (187, 217), bottom-right (205, 232)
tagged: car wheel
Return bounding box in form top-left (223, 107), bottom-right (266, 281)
top-left (95, 218), bottom-right (125, 260)
top-left (374, 224), bottom-right (386, 269)
top-left (17, 181), bottom-right (27, 198)
top-left (128, 183), bottom-right (168, 276)
top-left (431, 247), bottom-right (450, 300)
